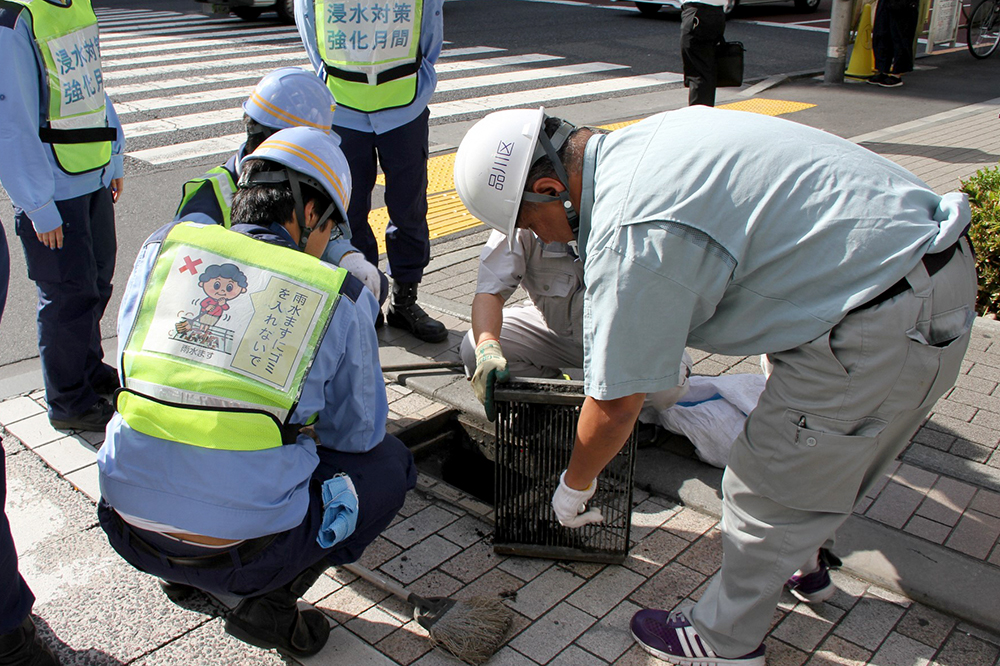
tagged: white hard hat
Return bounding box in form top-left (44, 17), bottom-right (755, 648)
top-left (454, 108), bottom-right (546, 248)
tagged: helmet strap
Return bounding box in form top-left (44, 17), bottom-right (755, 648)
top-left (524, 119), bottom-right (581, 236)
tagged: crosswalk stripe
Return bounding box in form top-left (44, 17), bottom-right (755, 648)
top-left (104, 51), bottom-right (308, 79)
top-left (437, 62), bottom-right (628, 93)
top-left (437, 53), bottom-right (562, 74)
top-left (430, 71), bottom-right (683, 119)
top-left (121, 108), bottom-right (245, 139)
top-left (99, 13), bottom-right (206, 28)
top-left (107, 52), bottom-right (551, 97)
top-left (106, 69), bottom-right (304, 98)
top-left (101, 43), bottom-right (297, 69)
top-left (100, 31), bottom-right (300, 57)
top-left (116, 85), bottom-right (256, 115)
top-left (438, 46), bottom-right (505, 58)
top-left (99, 17), bottom-right (240, 34)
top-left (100, 23), bottom-right (292, 47)
top-left (130, 134), bottom-right (245, 165)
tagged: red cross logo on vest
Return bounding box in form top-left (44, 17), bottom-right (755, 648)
top-left (180, 256), bottom-right (203, 275)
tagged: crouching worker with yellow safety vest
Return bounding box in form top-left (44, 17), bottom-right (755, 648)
top-left (96, 126), bottom-right (416, 658)
top-left (174, 67), bottom-right (388, 307)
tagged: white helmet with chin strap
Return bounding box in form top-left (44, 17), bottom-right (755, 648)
top-left (237, 126), bottom-right (352, 250)
top-left (454, 107), bottom-right (579, 250)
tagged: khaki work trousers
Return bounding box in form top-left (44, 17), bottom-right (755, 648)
top-left (689, 239), bottom-right (977, 657)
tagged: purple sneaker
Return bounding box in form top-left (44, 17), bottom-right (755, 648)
top-left (630, 609), bottom-right (766, 665)
top-left (786, 558), bottom-right (836, 604)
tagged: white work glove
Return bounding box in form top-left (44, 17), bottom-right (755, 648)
top-left (472, 339), bottom-right (509, 421)
top-left (551, 470), bottom-right (604, 528)
top-left (338, 252), bottom-right (381, 302)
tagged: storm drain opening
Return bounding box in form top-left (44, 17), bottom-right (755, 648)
top-left (403, 379), bottom-right (639, 564)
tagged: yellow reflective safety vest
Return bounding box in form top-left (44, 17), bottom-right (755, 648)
top-left (176, 165), bottom-right (238, 228)
top-left (12, 0), bottom-right (117, 174)
top-left (118, 222), bottom-right (348, 452)
top-left (314, 0), bottom-right (423, 113)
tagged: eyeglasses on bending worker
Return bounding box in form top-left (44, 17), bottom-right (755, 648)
top-left (174, 66), bottom-right (387, 306)
top-left (453, 106), bottom-right (976, 666)
top-left (96, 126), bottom-right (416, 658)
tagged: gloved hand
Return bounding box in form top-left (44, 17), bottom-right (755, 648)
top-left (338, 252), bottom-right (381, 302)
top-left (551, 470), bottom-right (604, 528)
top-left (472, 339), bottom-right (510, 421)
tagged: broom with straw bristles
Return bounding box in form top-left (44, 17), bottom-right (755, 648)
top-left (342, 562), bottom-right (513, 665)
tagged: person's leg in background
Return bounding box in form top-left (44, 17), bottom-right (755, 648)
top-left (83, 186), bottom-right (119, 396)
top-left (377, 109), bottom-right (447, 343)
top-left (681, 2), bottom-right (726, 106)
top-left (336, 126), bottom-right (381, 269)
top-left (15, 190), bottom-right (115, 431)
top-left (0, 220), bottom-right (61, 665)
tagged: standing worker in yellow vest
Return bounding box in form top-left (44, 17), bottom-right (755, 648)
top-left (294, 0), bottom-right (448, 342)
top-left (0, 0), bottom-right (125, 433)
top-left (97, 126), bottom-right (416, 657)
top-left (174, 66), bottom-right (386, 304)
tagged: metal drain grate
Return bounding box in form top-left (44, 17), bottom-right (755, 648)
top-left (493, 378), bottom-right (638, 564)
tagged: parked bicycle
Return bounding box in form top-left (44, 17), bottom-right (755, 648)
top-left (967, 0), bottom-right (1000, 58)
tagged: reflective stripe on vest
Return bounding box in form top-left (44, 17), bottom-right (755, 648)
top-left (314, 0), bottom-right (423, 113)
top-left (13, 0), bottom-right (115, 174)
top-left (177, 166), bottom-right (238, 228)
top-left (120, 222), bottom-right (348, 452)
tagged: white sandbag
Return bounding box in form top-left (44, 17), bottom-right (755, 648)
top-left (646, 374), bottom-right (766, 469)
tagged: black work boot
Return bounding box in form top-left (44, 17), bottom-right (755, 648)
top-left (385, 281), bottom-right (448, 343)
top-left (0, 617), bottom-right (61, 666)
top-left (224, 563), bottom-right (331, 657)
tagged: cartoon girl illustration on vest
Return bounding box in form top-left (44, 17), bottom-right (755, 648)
top-left (195, 263), bottom-right (248, 331)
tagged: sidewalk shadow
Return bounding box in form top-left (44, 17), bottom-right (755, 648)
top-left (32, 615), bottom-right (128, 666)
top-left (859, 140), bottom-right (1000, 164)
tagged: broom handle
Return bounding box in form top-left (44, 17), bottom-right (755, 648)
top-left (381, 361), bottom-right (465, 372)
top-left (341, 562), bottom-right (413, 603)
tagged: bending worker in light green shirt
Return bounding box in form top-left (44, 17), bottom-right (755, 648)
top-left (453, 106), bottom-right (977, 666)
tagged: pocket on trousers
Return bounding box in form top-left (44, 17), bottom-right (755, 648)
top-left (741, 410), bottom-right (886, 514)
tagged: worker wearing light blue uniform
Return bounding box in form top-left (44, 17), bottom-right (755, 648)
top-left (97, 127), bottom-right (415, 658)
top-left (295, 0), bottom-right (449, 343)
top-left (455, 106), bottom-right (977, 666)
top-left (0, 0), bottom-right (125, 432)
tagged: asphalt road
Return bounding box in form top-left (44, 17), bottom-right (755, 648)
top-left (1, 0), bottom-right (997, 391)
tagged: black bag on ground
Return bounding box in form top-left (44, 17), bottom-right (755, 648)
top-left (716, 40), bottom-right (745, 87)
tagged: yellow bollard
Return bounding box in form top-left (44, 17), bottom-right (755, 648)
top-left (846, 3), bottom-right (876, 79)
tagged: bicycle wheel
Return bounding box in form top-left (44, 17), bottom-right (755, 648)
top-left (968, 0), bottom-right (1000, 59)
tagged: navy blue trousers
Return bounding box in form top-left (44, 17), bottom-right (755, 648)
top-left (15, 187), bottom-right (117, 420)
top-left (1, 222), bottom-right (36, 634)
top-left (336, 109), bottom-right (430, 284)
top-left (98, 434), bottom-right (416, 598)
top-left (873, 0), bottom-right (918, 75)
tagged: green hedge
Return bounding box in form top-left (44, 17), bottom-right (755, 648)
top-left (961, 165), bottom-right (1000, 316)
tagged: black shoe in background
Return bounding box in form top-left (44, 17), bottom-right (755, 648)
top-left (386, 281), bottom-right (448, 343)
top-left (49, 398), bottom-right (114, 432)
top-left (0, 616), bottom-right (61, 666)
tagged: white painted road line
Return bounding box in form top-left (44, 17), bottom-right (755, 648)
top-left (437, 62), bottom-right (629, 93)
top-left (122, 108), bottom-right (245, 139)
top-left (130, 133), bottom-right (245, 165)
top-left (437, 53), bottom-right (562, 74)
top-left (103, 51), bottom-right (308, 80)
top-left (101, 43), bottom-right (296, 69)
top-left (430, 71), bottom-right (684, 118)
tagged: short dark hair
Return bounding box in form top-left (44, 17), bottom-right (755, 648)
top-left (243, 114), bottom-right (273, 155)
top-left (524, 118), bottom-right (605, 190)
top-left (231, 158), bottom-right (334, 228)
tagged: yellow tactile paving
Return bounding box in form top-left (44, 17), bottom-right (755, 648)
top-left (365, 99), bottom-right (816, 253)
top-left (717, 98), bottom-right (816, 116)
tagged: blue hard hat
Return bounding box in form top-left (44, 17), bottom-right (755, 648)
top-left (243, 67), bottom-right (335, 132)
